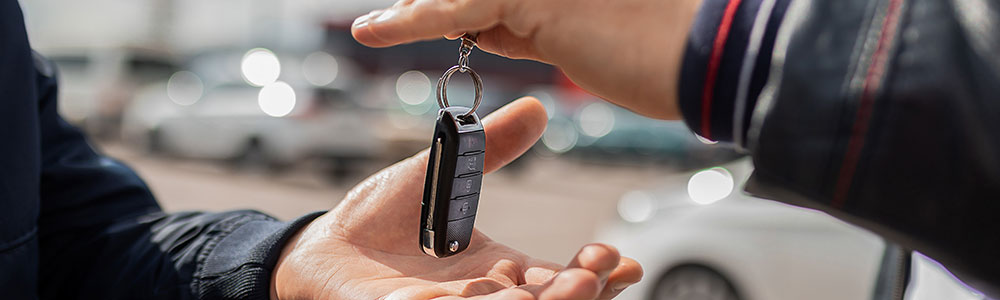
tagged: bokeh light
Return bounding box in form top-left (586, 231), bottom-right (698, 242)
top-left (302, 51), bottom-right (338, 87)
top-left (257, 81), bottom-right (296, 117)
top-left (618, 191), bottom-right (655, 223)
top-left (687, 167), bottom-right (734, 205)
top-left (241, 48), bottom-right (281, 87)
top-left (166, 71), bottom-right (204, 106)
top-left (395, 70), bottom-right (431, 106)
top-left (577, 102), bottom-right (615, 138)
top-left (542, 118), bottom-right (579, 153)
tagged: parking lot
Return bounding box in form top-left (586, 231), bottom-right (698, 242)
top-left (102, 142), bottom-right (680, 263)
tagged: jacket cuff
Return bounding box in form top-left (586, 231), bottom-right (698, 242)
top-left (192, 211), bottom-right (325, 299)
top-left (677, 0), bottom-right (791, 146)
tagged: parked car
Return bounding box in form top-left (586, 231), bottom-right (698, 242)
top-left (596, 157), bottom-right (985, 300)
top-left (122, 80), bottom-right (386, 174)
top-left (44, 47), bottom-right (178, 139)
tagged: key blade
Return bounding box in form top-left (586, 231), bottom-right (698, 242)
top-left (426, 137), bottom-right (443, 230)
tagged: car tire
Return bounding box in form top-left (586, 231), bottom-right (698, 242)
top-left (232, 137), bottom-right (270, 168)
top-left (651, 265), bottom-right (741, 300)
top-left (146, 127), bottom-right (163, 153)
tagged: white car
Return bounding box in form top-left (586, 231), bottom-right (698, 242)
top-left (123, 81), bottom-right (385, 169)
top-left (44, 47), bottom-right (177, 138)
top-left (596, 158), bottom-right (986, 300)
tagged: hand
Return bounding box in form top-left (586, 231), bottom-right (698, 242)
top-left (350, 0), bottom-right (703, 119)
top-left (271, 97), bottom-right (643, 299)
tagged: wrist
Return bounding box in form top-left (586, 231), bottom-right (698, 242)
top-left (536, 0), bottom-right (701, 120)
top-left (271, 218), bottom-right (314, 300)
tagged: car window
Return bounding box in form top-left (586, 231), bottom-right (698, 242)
top-left (127, 57), bottom-right (177, 85)
top-left (313, 88), bottom-right (361, 110)
top-left (49, 55), bottom-right (91, 79)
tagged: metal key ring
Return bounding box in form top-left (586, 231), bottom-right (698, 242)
top-left (436, 65), bottom-right (483, 118)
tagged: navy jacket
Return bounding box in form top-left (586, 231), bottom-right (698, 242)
top-left (680, 0), bottom-right (1000, 295)
top-left (0, 1), bottom-right (322, 298)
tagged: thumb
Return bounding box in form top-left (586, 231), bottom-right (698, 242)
top-left (401, 96), bottom-right (548, 175)
top-left (480, 96), bottom-right (548, 173)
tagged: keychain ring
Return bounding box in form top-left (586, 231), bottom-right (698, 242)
top-left (436, 65), bottom-right (483, 118)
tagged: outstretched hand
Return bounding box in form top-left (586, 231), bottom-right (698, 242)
top-left (271, 97), bottom-right (643, 299)
top-left (351, 0), bottom-right (703, 119)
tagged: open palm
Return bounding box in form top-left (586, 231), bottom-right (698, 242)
top-left (271, 98), bottom-right (642, 300)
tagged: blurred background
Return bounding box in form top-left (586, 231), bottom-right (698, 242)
top-left (17, 1), bottom-right (984, 299)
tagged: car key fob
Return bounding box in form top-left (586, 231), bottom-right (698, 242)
top-left (420, 106), bottom-right (485, 258)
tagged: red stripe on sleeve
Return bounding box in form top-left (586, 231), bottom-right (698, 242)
top-left (700, 0), bottom-right (744, 140)
top-left (832, 0), bottom-right (905, 208)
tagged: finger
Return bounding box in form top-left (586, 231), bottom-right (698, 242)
top-left (523, 263), bottom-right (561, 285)
top-left (385, 286), bottom-right (443, 300)
top-left (384, 277), bottom-right (511, 300)
top-left (458, 278), bottom-right (509, 297)
top-left (597, 257), bottom-right (643, 300)
top-left (480, 96), bottom-right (548, 174)
top-left (533, 268), bottom-right (601, 300)
top-left (444, 31), bottom-right (466, 40)
top-left (483, 288), bottom-right (535, 300)
top-left (434, 288), bottom-right (535, 300)
top-left (565, 244), bottom-right (622, 288)
top-left (352, 0), bottom-right (509, 47)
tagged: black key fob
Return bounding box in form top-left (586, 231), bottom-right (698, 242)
top-left (421, 106), bottom-right (486, 258)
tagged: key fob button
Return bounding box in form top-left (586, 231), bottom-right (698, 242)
top-left (454, 153), bottom-right (485, 176)
top-left (451, 174), bottom-right (482, 198)
top-left (448, 194), bottom-right (479, 221)
top-left (458, 130), bottom-right (485, 155)
top-left (445, 216), bottom-right (476, 254)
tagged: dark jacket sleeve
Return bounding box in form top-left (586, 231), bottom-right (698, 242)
top-left (33, 54), bottom-right (324, 299)
top-left (678, 0), bottom-right (1000, 295)
top-left (0, 2), bottom-right (323, 299)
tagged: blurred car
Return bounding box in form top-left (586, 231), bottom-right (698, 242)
top-left (44, 47), bottom-right (178, 139)
top-left (123, 80), bottom-right (385, 172)
top-left (523, 84), bottom-right (740, 168)
top-left (596, 157), bottom-right (986, 300)
top-left (359, 68), bottom-right (528, 157)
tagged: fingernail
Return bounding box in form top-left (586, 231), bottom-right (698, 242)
top-left (353, 10), bottom-right (379, 29)
top-left (612, 282), bottom-right (632, 292)
top-left (372, 8), bottom-right (398, 24)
